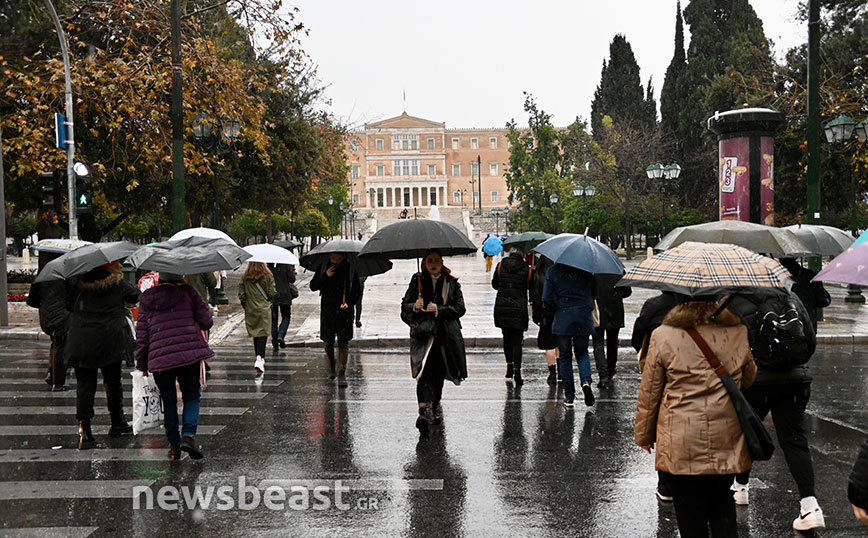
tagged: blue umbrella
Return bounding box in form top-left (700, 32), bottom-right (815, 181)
top-left (532, 233), bottom-right (624, 275)
top-left (483, 235), bottom-right (503, 256)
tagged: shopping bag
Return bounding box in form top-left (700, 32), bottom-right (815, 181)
top-left (131, 370), bottom-right (163, 434)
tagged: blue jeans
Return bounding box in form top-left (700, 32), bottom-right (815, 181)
top-left (271, 304), bottom-right (291, 344)
top-left (556, 334), bottom-right (592, 402)
top-left (153, 361), bottom-right (201, 445)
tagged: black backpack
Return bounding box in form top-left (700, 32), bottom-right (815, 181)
top-left (751, 297), bottom-right (811, 370)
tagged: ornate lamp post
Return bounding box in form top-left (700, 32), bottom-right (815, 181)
top-left (646, 162), bottom-right (681, 241)
top-left (824, 113), bottom-right (867, 303)
top-left (192, 113), bottom-right (240, 231)
top-left (572, 183), bottom-right (596, 235)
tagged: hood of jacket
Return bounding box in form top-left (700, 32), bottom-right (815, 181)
top-left (662, 300), bottom-right (741, 328)
top-left (139, 284), bottom-right (192, 312)
top-left (77, 269), bottom-right (123, 291)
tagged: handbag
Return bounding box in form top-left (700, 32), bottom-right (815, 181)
top-left (289, 283), bottom-right (300, 299)
top-left (409, 316), bottom-right (436, 339)
top-left (686, 328), bottom-right (774, 461)
top-left (591, 300), bottom-right (601, 328)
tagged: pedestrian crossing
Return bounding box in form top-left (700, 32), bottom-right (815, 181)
top-left (0, 344), bottom-right (301, 535)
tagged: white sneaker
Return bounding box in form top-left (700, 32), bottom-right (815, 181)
top-left (793, 507), bottom-right (826, 531)
top-left (254, 357), bottom-right (265, 374)
top-left (731, 483), bottom-right (749, 506)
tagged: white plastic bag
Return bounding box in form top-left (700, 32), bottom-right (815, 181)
top-left (131, 370), bottom-right (163, 434)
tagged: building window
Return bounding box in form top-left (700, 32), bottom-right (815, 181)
top-left (351, 165), bottom-right (360, 179)
top-left (489, 163), bottom-right (498, 176)
top-left (376, 165), bottom-right (384, 177)
top-left (470, 162), bottom-right (479, 177)
top-left (491, 191), bottom-right (498, 202)
top-left (452, 163), bottom-right (461, 176)
top-left (411, 160), bottom-right (419, 175)
top-left (393, 135), bottom-right (400, 150)
top-left (453, 190), bottom-right (461, 204)
top-left (350, 139), bottom-right (359, 152)
top-left (473, 191), bottom-right (480, 204)
top-left (451, 137), bottom-right (459, 150)
top-left (396, 134), bottom-right (418, 151)
top-left (377, 191), bottom-right (384, 207)
top-left (471, 138), bottom-right (478, 149)
top-left (428, 164), bottom-right (436, 176)
top-left (352, 194), bottom-right (360, 206)
top-left (427, 138), bottom-right (435, 150)
top-left (376, 138), bottom-right (383, 151)
top-left (489, 136), bottom-right (497, 149)
top-left (393, 160), bottom-right (419, 176)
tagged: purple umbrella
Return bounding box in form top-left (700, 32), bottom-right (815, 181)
top-left (812, 242), bottom-right (868, 286)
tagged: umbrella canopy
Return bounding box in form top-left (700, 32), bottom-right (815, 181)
top-left (618, 241), bottom-right (793, 296)
top-left (243, 244), bottom-right (299, 265)
top-left (812, 242), bottom-right (868, 286)
top-left (360, 219), bottom-right (477, 259)
top-left (301, 239), bottom-right (392, 278)
top-left (31, 238), bottom-right (93, 254)
top-left (272, 239), bottom-right (303, 250)
top-left (656, 220), bottom-right (811, 256)
top-left (502, 231), bottom-right (553, 253)
top-left (851, 229), bottom-right (868, 247)
top-left (482, 235), bottom-right (503, 256)
top-left (169, 227), bottom-right (235, 244)
top-left (34, 241), bottom-right (139, 283)
top-left (532, 233), bottom-right (624, 275)
top-left (129, 236), bottom-right (250, 273)
top-left (783, 224), bottom-right (854, 257)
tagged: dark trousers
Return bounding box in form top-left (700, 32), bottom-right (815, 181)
top-left (75, 361), bottom-right (124, 422)
top-left (271, 304), bottom-right (291, 344)
top-left (735, 383), bottom-right (815, 498)
top-left (666, 472), bottom-right (737, 538)
top-left (153, 361), bottom-right (201, 445)
top-left (501, 328), bottom-right (524, 370)
top-left (592, 327), bottom-right (619, 380)
top-left (253, 336), bottom-right (267, 357)
top-left (46, 331), bottom-right (68, 387)
top-left (355, 284), bottom-right (365, 323)
top-left (417, 345), bottom-right (446, 405)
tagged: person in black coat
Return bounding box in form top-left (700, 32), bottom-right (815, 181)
top-left (401, 249), bottom-right (467, 436)
top-left (530, 255), bottom-right (559, 384)
top-left (492, 249), bottom-right (533, 385)
top-left (27, 260), bottom-right (70, 391)
top-left (65, 262), bottom-right (141, 449)
top-left (849, 438), bottom-right (868, 525)
top-left (592, 273), bottom-right (631, 388)
top-left (779, 258), bottom-right (831, 332)
top-left (268, 263), bottom-right (296, 351)
top-left (310, 253), bottom-right (360, 387)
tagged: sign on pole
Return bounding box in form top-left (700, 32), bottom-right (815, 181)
top-left (54, 112), bottom-right (66, 150)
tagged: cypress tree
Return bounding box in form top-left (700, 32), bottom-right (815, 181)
top-left (590, 34), bottom-right (656, 138)
top-left (660, 1), bottom-right (686, 143)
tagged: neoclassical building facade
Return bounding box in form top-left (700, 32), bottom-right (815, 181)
top-left (345, 112), bottom-right (512, 211)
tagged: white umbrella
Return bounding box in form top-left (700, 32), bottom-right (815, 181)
top-left (243, 244), bottom-right (300, 265)
top-left (169, 227), bottom-right (235, 244)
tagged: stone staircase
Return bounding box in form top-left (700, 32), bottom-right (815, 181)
top-left (360, 206), bottom-right (472, 239)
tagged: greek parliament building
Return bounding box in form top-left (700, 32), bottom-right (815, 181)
top-left (345, 112), bottom-right (512, 212)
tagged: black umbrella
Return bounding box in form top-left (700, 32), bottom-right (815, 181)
top-left (34, 241), bottom-right (139, 283)
top-left (128, 236), bottom-right (250, 273)
top-left (359, 219), bottom-right (477, 259)
top-left (300, 239), bottom-right (392, 278)
top-left (273, 239), bottom-right (303, 250)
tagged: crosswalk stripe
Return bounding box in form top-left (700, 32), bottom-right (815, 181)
top-left (0, 378), bottom-right (285, 386)
top-left (0, 406), bottom-right (249, 416)
top-left (0, 391), bottom-right (268, 401)
top-left (0, 480), bottom-right (155, 500)
top-left (0, 367), bottom-right (297, 374)
top-left (0, 527), bottom-right (98, 537)
top-left (0, 425), bottom-right (225, 436)
top-left (0, 449), bottom-right (177, 463)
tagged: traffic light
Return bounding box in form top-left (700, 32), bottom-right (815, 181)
top-left (40, 170), bottom-right (63, 214)
top-left (73, 161), bottom-right (92, 214)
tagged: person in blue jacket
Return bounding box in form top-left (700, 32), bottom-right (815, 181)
top-left (542, 263), bottom-right (598, 407)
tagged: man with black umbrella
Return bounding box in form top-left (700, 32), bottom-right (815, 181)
top-left (310, 253), bottom-right (360, 387)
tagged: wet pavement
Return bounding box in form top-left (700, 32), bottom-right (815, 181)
top-left (3, 253), bottom-right (868, 535)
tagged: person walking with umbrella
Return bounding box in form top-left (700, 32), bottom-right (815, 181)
top-left (401, 249), bottom-right (467, 435)
top-left (238, 262), bottom-right (276, 375)
top-left (310, 252), bottom-right (361, 387)
top-left (492, 248), bottom-right (534, 385)
top-left (530, 255), bottom-right (560, 384)
top-left (65, 261), bottom-right (141, 449)
top-left (268, 262), bottom-right (296, 351)
top-left (592, 273), bottom-right (631, 388)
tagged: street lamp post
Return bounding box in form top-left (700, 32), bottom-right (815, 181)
top-left (477, 154), bottom-right (482, 212)
top-left (646, 162), bottom-right (681, 241)
top-left (572, 184), bottom-right (596, 235)
top-left (462, 189), bottom-right (467, 208)
top-left (824, 114), bottom-right (867, 303)
top-left (192, 114), bottom-right (240, 231)
top-left (327, 195), bottom-right (335, 239)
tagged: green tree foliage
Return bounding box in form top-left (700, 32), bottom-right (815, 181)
top-left (660, 1), bottom-right (687, 147)
top-left (590, 34), bottom-right (656, 138)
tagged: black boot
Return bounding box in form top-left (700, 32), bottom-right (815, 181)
top-left (431, 401), bottom-right (443, 425)
top-left (514, 370), bottom-right (524, 386)
top-left (78, 420), bottom-right (97, 450)
top-left (109, 410), bottom-right (133, 437)
top-left (505, 363), bottom-right (514, 379)
top-left (337, 347), bottom-right (349, 387)
top-left (168, 443), bottom-right (182, 460)
top-left (180, 435), bottom-right (204, 460)
top-left (415, 406), bottom-right (430, 436)
top-left (547, 365), bottom-right (557, 385)
top-left (325, 344), bottom-right (337, 379)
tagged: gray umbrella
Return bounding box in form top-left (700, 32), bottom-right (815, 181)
top-left (783, 224), bottom-right (855, 257)
top-left (656, 220), bottom-right (812, 256)
top-left (128, 236), bottom-right (251, 273)
top-left (34, 241), bottom-right (139, 283)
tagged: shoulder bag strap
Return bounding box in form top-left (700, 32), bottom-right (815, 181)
top-left (685, 327), bottom-right (729, 379)
top-left (254, 281), bottom-right (269, 301)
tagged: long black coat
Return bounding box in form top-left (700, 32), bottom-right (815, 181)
top-left (850, 437), bottom-right (868, 509)
top-left (27, 280), bottom-right (69, 336)
top-left (492, 253), bottom-right (533, 331)
top-left (594, 273), bottom-right (632, 330)
top-left (310, 261), bottom-right (360, 343)
top-left (65, 268), bottom-right (140, 368)
top-left (401, 270), bottom-right (467, 382)
top-left (269, 263), bottom-right (297, 305)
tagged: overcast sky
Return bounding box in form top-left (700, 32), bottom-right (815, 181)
top-left (290, 0), bottom-right (805, 129)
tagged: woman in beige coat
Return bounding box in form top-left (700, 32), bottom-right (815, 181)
top-left (634, 297), bottom-right (756, 538)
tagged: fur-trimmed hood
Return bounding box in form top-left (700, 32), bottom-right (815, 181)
top-left (77, 269), bottom-right (123, 291)
top-left (662, 300), bottom-right (741, 328)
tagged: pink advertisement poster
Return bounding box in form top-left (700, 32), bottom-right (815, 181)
top-left (718, 136), bottom-right (775, 224)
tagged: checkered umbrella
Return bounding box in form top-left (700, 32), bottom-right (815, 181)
top-left (617, 241), bottom-right (793, 296)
